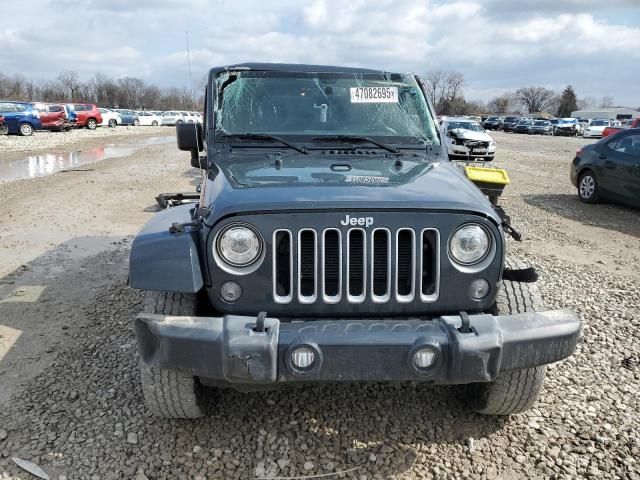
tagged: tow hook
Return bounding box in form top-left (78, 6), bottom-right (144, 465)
top-left (254, 311), bottom-right (268, 333)
top-left (458, 311), bottom-right (472, 333)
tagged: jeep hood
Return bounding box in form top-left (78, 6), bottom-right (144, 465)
top-left (204, 153), bottom-right (499, 225)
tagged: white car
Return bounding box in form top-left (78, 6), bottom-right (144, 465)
top-left (583, 119), bottom-right (612, 138)
top-left (136, 111), bottom-right (162, 126)
top-left (98, 108), bottom-right (121, 128)
top-left (161, 111), bottom-right (186, 126)
top-left (440, 117), bottom-right (496, 161)
top-left (179, 111), bottom-right (201, 124)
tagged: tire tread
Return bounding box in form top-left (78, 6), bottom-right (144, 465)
top-left (139, 291), bottom-right (207, 418)
top-left (466, 257), bottom-right (547, 415)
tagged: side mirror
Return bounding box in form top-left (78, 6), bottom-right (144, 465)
top-left (176, 122), bottom-right (204, 168)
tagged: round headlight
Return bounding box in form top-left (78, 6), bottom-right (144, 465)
top-left (217, 225), bottom-right (262, 266)
top-left (449, 224), bottom-right (491, 265)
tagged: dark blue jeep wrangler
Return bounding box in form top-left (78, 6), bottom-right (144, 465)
top-left (129, 63), bottom-right (580, 418)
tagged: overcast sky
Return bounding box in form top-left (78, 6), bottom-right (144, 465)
top-left (1, 0), bottom-right (638, 106)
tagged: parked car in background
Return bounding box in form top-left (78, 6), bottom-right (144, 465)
top-left (583, 119), bottom-right (612, 138)
top-left (66, 103), bottom-right (102, 130)
top-left (501, 116), bottom-right (519, 132)
top-left (98, 108), bottom-right (121, 128)
top-left (114, 109), bottom-right (140, 126)
top-left (482, 116), bottom-right (502, 130)
top-left (32, 103), bottom-right (69, 132)
top-left (571, 129), bottom-right (640, 208)
top-left (0, 101), bottom-right (42, 135)
top-left (554, 118), bottom-right (582, 137)
top-left (603, 118), bottom-right (640, 138)
top-left (136, 111), bottom-right (162, 126)
top-left (440, 117), bottom-right (496, 160)
top-left (529, 120), bottom-right (553, 135)
top-left (191, 112), bottom-right (203, 124)
top-left (514, 119), bottom-right (533, 133)
top-left (179, 111), bottom-right (200, 123)
top-left (161, 111), bottom-right (186, 126)
top-left (0, 115), bottom-right (7, 135)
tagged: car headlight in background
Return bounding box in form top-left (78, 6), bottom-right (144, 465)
top-left (216, 224), bottom-right (263, 266)
top-left (449, 224), bottom-right (491, 265)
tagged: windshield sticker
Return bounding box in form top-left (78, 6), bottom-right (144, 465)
top-left (345, 175), bottom-right (389, 184)
top-left (350, 87), bottom-right (398, 104)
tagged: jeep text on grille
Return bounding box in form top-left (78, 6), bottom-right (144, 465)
top-left (129, 63), bottom-right (580, 419)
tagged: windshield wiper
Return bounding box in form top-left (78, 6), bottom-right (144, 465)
top-left (311, 135), bottom-right (400, 154)
top-left (221, 133), bottom-right (307, 154)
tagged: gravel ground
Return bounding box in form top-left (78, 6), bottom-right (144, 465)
top-left (0, 132), bottom-right (639, 479)
top-left (0, 126), bottom-right (174, 158)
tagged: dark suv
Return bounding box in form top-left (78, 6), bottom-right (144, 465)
top-left (482, 116), bottom-right (502, 130)
top-left (129, 63), bottom-right (580, 419)
top-left (501, 116), bottom-right (519, 132)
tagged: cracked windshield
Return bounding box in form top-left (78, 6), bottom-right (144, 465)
top-left (215, 71), bottom-right (439, 146)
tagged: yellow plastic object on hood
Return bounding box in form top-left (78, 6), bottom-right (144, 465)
top-left (464, 166), bottom-right (510, 185)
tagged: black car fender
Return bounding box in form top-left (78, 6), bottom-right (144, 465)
top-left (129, 204), bottom-right (204, 293)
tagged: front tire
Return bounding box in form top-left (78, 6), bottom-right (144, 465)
top-left (465, 258), bottom-right (547, 415)
top-left (19, 122), bottom-right (34, 136)
top-left (578, 170), bottom-right (599, 203)
top-left (139, 291), bottom-right (210, 418)
top-left (133, 119), bottom-right (140, 126)
top-left (108, 119), bottom-right (117, 128)
top-left (152, 120), bottom-right (158, 126)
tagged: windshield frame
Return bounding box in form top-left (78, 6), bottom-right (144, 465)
top-left (211, 69), bottom-right (440, 149)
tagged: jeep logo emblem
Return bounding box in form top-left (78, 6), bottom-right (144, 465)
top-left (340, 215), bottom-right (373, 227)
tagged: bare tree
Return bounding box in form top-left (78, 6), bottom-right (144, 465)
top-left (37, 80), bottom-right (67, 102)
top-left (515, 86), bottom-right (556, 114)
top-left (487, 93), bottom-right (517, 114)
top-left (422, 69), bottom-right (465, 114)
top-left (57, 70), bottom-right (81, 101)
top-left (599, 95), bottom-right (614, 108)
top-left (117, 77), bottom-right (145, 108)
top-left (1, 69), bottom-right (205, 110)
top-left (577, 96), bottom-right (596, 110)
top-left (140, 85), bottom-right (162, 110)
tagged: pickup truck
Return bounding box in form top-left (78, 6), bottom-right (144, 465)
top-left (603, 118), bottom-right (640, 137)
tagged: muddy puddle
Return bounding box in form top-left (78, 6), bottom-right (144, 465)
top-left (0, 135), bottom-right (175, 183)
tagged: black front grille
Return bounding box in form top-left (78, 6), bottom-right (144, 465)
top-left (396, 229), bottom-right (414, 297)
top-left (372, 230), bottom-right (390, 298)
top-left (323, 230), bottom-right (340, 297)
top-left (273, 227), bottom-right (439, 304)
top-left (299, 230), bottom-right (316, 298)
top-left (348, 230), bottom-right (365, 297)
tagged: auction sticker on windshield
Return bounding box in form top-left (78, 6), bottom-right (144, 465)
top-left (350, 87), bottom-right (398, 103)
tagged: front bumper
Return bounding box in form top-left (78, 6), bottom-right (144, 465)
top-left (583, 131), bottom-right (602, 138)
top-left (135, 310), bottom-right (580, 386)
top-left (447, 145), bottom-right (496, 160)
top-left (555, 128), bottom-right (577, 136)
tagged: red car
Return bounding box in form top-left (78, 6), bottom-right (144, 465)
top-left (603, 118), bottom-right (640, 137)
top-left (33, 103), bottom-right (70, 132)
top-left (66, 103), bottom-right (103, 130)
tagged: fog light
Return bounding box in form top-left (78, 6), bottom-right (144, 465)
top-left (469, 279), bottom-right (490, 300)
top-left (413, 348), bottom-right (436, 369)
top-left (291, 347), bottom-right (315, 369)
top-left (220, 281), bottom-right (242, 303)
